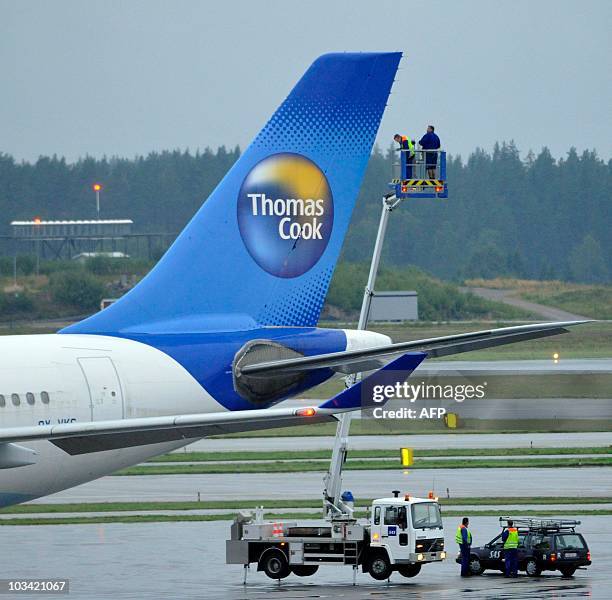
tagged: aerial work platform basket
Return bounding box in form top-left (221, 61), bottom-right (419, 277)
top-left (390, 149), bottom-right (448, 199)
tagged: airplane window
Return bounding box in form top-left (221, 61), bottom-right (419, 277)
top-left (41, 391), bottom-right (50, 404)
top-left (11, 393), bottom-right (20, 406)
top-left (26, 392), bottom-right (35, 405)
top-left (0, 394), bottom-right (5, 407)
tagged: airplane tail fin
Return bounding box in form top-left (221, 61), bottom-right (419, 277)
top-left (63, 52), bottom-right (401, 335)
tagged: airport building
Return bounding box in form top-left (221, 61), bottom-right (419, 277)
top-left (4, 219), bottom-right (176, 260)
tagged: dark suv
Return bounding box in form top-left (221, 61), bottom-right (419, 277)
top-left (457, 518), bottom-right (591, 578)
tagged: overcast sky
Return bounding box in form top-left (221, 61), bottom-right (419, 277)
top-left (1, 0), bottom-right (610, 163)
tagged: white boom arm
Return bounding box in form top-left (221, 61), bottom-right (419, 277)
top-left (322, 195), bottom-right (398, 519)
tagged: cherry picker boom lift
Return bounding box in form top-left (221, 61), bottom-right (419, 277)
top-left (323, 145), bottom-right (449, 521)
top-left (226, 157), bottom-right (450, 583)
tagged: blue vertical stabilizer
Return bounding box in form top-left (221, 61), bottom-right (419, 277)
top-left (63, 53), bottom-right (401, 335)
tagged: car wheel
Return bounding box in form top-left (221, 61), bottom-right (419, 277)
top-left (398, 564), bottom-right (422, 578)
top-left (291, 565), bottom-right (319, 577)
top-left (525, 558), bottom-right (541, 577)
top-left (260, 549), bottom-right (290, 580)
top-left (560, 567), bottom-right (576, 578)
top-left (367, 552), bottom-right (392, 581)
top-left (469, 556), bottom-right (484, 575)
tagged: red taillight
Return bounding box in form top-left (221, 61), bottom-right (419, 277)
top-left (296, 407), bottom-right (316, 417)
top-left (435, 186), bottom-right (443, 192)
top-left (587, 551), bottom-right (591, 561)
top-left (550, 553), bottom-right (556, 562)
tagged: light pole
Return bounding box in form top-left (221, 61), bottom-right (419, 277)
top-left (34, 216), bottom-right (41, 275)
top-left (93, 183), bottom-right (102, 218)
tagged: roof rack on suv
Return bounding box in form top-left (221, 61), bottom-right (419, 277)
top-left (499, 517), bottom-right (581, 532)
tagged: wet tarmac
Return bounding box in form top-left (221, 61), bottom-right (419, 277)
top-left (3, 503), bottom-right (612, 522)
top-left (37, 466), bottom-right (612, 503)
top-left (1, 516), bottom-right (606, 599)
top-left (375, 398), bottom-right (611, 420)
top-left (418, 358), bottom-right (612, 375)
top-left (276, 397), bottom-right (612, 420)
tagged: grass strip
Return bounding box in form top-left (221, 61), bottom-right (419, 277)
top-left (2, 509), bottom-right (611, 526)
top-left (215, 420), bottom-right (612, 437)
top-left (118, 456), bottom-right (612, 475)
top-left (2, 496), bottom-right (611, 515)
top-left (155, 446), bottom-right (612, 463)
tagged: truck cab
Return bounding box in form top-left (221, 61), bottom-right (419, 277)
top-left (366, 495), bottom-right (445, 579)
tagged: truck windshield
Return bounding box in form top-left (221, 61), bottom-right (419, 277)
top-left (411, 502), bottom-right (442, 529)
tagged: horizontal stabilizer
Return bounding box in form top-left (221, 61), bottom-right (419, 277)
top-left (319, 352), bottom-right (427, 410)
top-left (238, 320), bottom-right (593, 378)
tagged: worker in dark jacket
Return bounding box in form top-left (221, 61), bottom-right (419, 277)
top-left (455, 517), bottom-right (472, 577)
top-left (502, 520), bottom-right (519, 577)
top-left (393, 133), bottom-right (415, 178)
top-left (418, 125), bottom-right (441, 178)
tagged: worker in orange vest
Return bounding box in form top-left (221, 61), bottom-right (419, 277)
top-left (393, 133), bottom-right (415, 178)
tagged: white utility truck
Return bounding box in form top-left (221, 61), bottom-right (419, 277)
top-left (226, 490), bottom-right (446, 581)
top-left (226, 400), bottom-right (446, 582)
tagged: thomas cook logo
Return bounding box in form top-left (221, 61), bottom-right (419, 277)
top-left (237, 153), bottom-right (334, 278)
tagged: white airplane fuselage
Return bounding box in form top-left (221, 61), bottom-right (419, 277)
top-left (0, 333), bottom-right (215, 506)
top-left (0, 329), bottom-right (390, 506)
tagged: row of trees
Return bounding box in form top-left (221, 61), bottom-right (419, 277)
top-left (0, 147), bottom-right (240, 234)
top-left (0, 143), bottom-right (609, 283)
top-left (345, 143), bottom-right (610, 284)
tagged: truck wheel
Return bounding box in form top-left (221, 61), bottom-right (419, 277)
top-left (291, 565), bottom-right (319, 577)
top-left (525, 558), bottom-right (541, 577)
top-left (398, 564), bottom-right (421, 578)
top-left (469, 556), bottom-right (484, 575)
top-left (560, 567), bottom-right (576, 578)
top-left (260, 549), bottom-right (290, 580)
top-left (367, 553), bottom-right (392, 581)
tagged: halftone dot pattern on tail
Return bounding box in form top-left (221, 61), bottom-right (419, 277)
top-left (254, 100), bottom-right (382, 159)
top-left (257, 266), bottom-right (334, 326)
